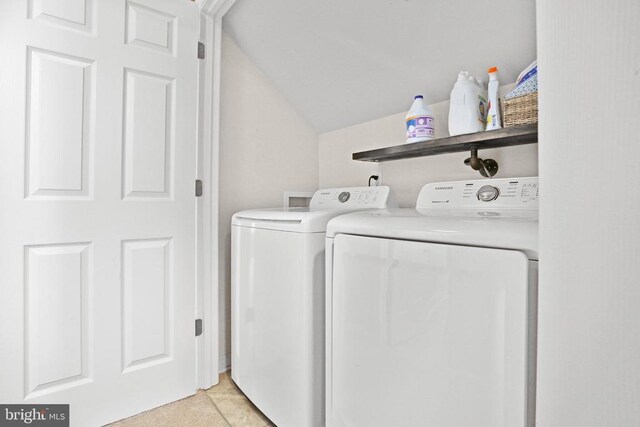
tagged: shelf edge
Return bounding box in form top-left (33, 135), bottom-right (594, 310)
top-left (352, 124), bottom-right (538, 162)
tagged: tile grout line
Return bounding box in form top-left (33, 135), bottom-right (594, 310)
top-left (206, 373), bottom-right (273, 427)
top-left (225, 377), bottom-right (272, 427)
top-left (204, 392), bottom-right (232, 427)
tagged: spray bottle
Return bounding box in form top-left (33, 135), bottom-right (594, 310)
top-left (485, 67), bottom-right (502, 131)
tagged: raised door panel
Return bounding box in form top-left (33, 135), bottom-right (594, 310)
top-left (24, 243), bottom-right (92, 397)
top-left (121, 238), bottom-right (173, 372)
top-left (125, 1), bottom-right (177, 56)
top-left (28, 0), bottom-right (94, 33)
top-left (25, 49), bottom-right (94, 199)
top-left (122, 69), bottom-right (175, 200)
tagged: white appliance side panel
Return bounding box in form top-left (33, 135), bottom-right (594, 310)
top-left (329, 234), bottom-right (530, 427)
top-left (231, 226), bottom-right (325, 427)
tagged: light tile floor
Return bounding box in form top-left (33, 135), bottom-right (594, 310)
top-left (206, 372), bottom-right (274, 427)
top-left (109, 371), bottom-right (274, 427)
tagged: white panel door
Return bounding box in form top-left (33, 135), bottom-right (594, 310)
top-left (328, 234), bottom-right (532, 427)
top-left (0, 0), bottom-right (199, 425)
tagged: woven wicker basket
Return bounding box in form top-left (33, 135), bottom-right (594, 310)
top-left (502, 92), bottom-right (538, 127)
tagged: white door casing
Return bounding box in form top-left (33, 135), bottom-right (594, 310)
top-left (197, 0), bottom-right (238, 382)
top-left (0, 0), bottom-right (199, 425)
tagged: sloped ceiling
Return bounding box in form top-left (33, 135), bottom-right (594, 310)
top-left (223, 0), bottom-right (537, 133)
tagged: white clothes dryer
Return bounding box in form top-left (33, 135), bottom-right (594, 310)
top-left (325, 177), bottom-right (539, 427)
top-left (231, 186), bottom-right (397, 427)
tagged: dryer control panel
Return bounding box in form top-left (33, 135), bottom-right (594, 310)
top-left (417, 177), bottom-right (538, 209)
top-left (310, 186), bottom-right (398, 210)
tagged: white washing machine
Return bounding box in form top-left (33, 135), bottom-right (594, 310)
top-left (231, 186), bottom-right (397, 427)
top-left (325, 177), bottom-right (539, 427)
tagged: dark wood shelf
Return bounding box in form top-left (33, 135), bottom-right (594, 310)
top-left (352, 124), bottom-right (538, 162)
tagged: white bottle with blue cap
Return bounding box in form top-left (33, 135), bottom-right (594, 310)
top-left (405, 95), bottom-right (435, 143)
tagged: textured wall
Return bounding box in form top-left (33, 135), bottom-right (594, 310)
top-left (218, 33), bottom-right (319, 370)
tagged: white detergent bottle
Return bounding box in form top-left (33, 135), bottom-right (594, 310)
top-left (405, 95), bottom-right (435, 143)
top-left (448, 72), bottom-right (487, 136)
top-left (485, 66), bottom-right (502, 131)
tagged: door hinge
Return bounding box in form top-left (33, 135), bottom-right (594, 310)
top-left (195, 179), bottom-right (203, 197)
top-left (195, 319), bottom-right (203, 337)
top-left (197, 42), bottom-right (205, 59)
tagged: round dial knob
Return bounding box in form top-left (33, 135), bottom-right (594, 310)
top-left (476, 185), bottom-right (499, 202)
top-left (338, 191), bottom-right (351, 203)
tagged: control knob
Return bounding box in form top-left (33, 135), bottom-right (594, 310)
top-left (476, 185), bottom-right (499, 202)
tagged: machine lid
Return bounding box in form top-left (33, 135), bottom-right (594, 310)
top-left (232, 186), bottom-right (397, 233)
top-left (326, 208), bottom-right (539, 258)
top-left (326, 177), bottom-right (539, 259)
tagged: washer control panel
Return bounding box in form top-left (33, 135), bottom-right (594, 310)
top-left (310, 186), bottom-right (397, 209)
top-left (417, 177), bottom-right (538, 209)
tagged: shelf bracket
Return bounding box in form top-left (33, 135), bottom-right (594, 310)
top-left (464, 146), bottom-right (498, 177)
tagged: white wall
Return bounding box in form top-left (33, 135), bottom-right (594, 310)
top-left (536, 1), bottom-right (640, 425)
top-left (218, 33), bottom-right (319, 371)
top-left (319, 85), bottom-right (538, 206)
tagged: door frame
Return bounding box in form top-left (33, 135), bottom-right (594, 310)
top-left (196, 0), bottom-right (237, 389)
